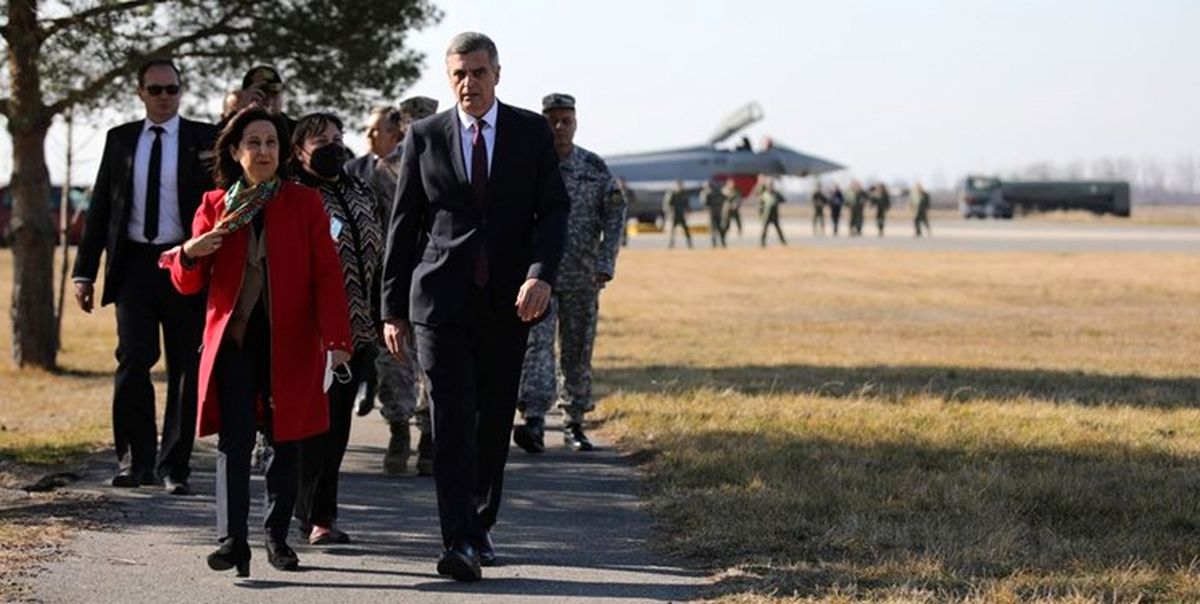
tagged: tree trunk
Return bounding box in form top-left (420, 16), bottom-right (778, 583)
top-left (9, 123), bottom-right (57, 368)
top-left (7, 0), bottom-right (58, 368)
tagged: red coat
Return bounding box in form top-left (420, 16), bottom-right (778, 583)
top-left (166, 181), bottom-right (352, 442)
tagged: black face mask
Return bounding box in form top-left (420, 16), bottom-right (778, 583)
top-left (308, 143), bottom-right (344, 179)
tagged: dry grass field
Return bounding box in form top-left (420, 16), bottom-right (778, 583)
top-left (2, 242), bottom-right (1200, 602)
top-left (592, 246), bottom-right (1200, 602)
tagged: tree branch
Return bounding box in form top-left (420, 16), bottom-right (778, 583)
top-left (41, 0), bottom-right (159, 40)
top-left (45, 7), bottom-right (249, 116)
top-left (0, 98), bottom-right (10, 118)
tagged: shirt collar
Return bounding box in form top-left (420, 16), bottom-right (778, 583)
top-left (143, 114), bottom-right (180, 135)
top-left (458, 100), bottom-right (499, 132)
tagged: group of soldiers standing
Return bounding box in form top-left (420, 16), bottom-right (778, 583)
top-left (810, 181), bottom-right (933, 238)
top-left (661, 176), bottom-right (788, 249)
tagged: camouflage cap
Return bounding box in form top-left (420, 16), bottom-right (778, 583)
top-left (541, 92), bottom-right (575, 113)
top-left (242, 65), bottom-right (283, 92)
top-left (399, 96), bottom-right (439, 120)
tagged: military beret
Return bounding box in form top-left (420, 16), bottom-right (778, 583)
top-left (242, 65), bottom-right (283, 92)
top-left (541, 92), bottom-right (576, 112)
top-left (399, 96), bottom-right (439, 119)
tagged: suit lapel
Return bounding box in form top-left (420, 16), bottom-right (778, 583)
top-left (117, 121), bottom-right (142, 229)
top-left (444, 111), bottom-right (468, 187)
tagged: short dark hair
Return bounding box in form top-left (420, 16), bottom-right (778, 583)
top-left (212, 107), bottom-right (291, 189)
top-left (137, 59), bottom-right (181, 87)
top-left (445, 32), bottom-right (499, 66)
top-left (287, 112), bottom-right (345, 173)
top-left (370, 105), bottom-right (402, 128)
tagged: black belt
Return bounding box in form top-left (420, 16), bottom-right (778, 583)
top-left (126, 240), bottom-right (182, 254)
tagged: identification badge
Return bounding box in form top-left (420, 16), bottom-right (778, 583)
top-left (330, 217), bottom-right (343, 241)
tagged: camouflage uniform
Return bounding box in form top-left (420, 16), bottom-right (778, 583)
top-left (759, 186), bottom-right (787, 247)
top-left (849, 187), bottom-right (867, 236)
top-left (811, 188), bottom-right (827, 235)
top-left (518, 145), bottom-right (627, 423)
top-left (721, 182), bottom-right (743, 238)
top-left (364, 96), bottom-right (438, 470)
top-left (663, 189), bottom-right (692, 248)
top-left (871, 185), bottom-right (891, 236)
top-left (912, 188), bottom-right (931, 237)
top-left (701, 184), bottom-right (725, 247)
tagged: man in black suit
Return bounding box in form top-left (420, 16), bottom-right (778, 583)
top-left (72, 58), bottom-right (216, 494)
top-left (381, 32), bottom-right (569, 582)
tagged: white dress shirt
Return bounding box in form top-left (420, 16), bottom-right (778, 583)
top-left (127, 114), bottom-right (184, 243)
top-left (457, 100), bottom-right (498, 181)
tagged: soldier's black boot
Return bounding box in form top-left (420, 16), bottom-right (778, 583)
top-left (563, 422), bottom-right (594, 452)
top-left (415, 430), bottom-right (434, 476)
top-left (383, 421), bottom-right (411, 475)
top-left (513, 416), bottom-right (545, 454)
top-left (265, 537), bottom-right (299, 571)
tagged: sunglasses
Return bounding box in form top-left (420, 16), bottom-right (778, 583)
top-left (145, 84), bottom-right (181, 96)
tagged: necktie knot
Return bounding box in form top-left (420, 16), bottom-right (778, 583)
top-left (472, 120), bottom-right (486, 144)
top-left (150, 125), bottom-right (164, 138)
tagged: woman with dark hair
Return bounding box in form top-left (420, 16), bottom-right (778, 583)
top-left (161, 107), bottom-right (352, 577)
top-left (286, 112), bottom-right (384, 545)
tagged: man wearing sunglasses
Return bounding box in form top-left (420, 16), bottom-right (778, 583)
top-left (73, 58), bottom-right (218, 495)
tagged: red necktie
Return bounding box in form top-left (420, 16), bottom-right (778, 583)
top-left (471, 120), bottom-right (489, 287)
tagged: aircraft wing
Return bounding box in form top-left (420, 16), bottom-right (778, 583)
top-left (607, 144), bottom-right (843, 184)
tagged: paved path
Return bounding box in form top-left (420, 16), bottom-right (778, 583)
top-left (34, 416), bottom-right (703, 603)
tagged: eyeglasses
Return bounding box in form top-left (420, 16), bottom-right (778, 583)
top-left (145, 84), bottom-right (181, 97)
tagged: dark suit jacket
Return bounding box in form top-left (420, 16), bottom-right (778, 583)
top-left (73, 117), bottom-right (218, 306)
top-left (344, 153), bottom-right (375, 185)
top-left (381, 102), bottom-right (569, 326)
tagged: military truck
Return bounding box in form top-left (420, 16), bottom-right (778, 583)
top-left (959, 175), bottom-right (1131, 218)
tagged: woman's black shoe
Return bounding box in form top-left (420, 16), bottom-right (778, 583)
top-left (207, 538), bottom-right (251, 577)
top-left (265, 539), bottom-right (300, 571)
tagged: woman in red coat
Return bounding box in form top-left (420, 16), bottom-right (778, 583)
top-left (162, 107), bottom-right (352, 577)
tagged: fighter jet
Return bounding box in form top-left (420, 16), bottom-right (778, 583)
top-left (606, 102), bottom-right (842, 182)
top-left (606, 102), bottom-right (843, 222)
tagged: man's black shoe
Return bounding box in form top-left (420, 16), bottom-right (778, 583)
top-left (564, 422), bottom-right (594, 452)
top-left (111, 468), bottom-right (155, 488)
top-left (207, 537), bottom-right (251, 577)
top-left (265, 538), bottom-right (300, 571)
top-left (479, 531), bottom-right (497, 567)
top-left (163, 476), bottom-right (192, 496)
top-left (512, 416), bottom-right (545, 454)
top-left (437, 542), bottom-right (481, 582)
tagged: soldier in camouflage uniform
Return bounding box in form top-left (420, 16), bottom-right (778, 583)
top-left (720, 178), bottom-right (743, 239)
top-left (811, 183), bottom-right (827, 236)
top-left (701, 181), bottom-right (725, 248)
top-left (514, 93), bottom-right (627, 453)
top-left (361, 96), bottom-right (439, 475)
top-left (663, 180), bottom-right (692, 249)
top-left (848, 180), bottom-right (867, 236)
top-left (758, 177), bottom-right (787, 247)
top-left (912, 182), bottom-right (932, 237)
top-left (870, 183), bottom-right (891, 237)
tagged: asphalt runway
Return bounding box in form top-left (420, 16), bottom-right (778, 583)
top-left (625, 218), bottom-right (1200, 252)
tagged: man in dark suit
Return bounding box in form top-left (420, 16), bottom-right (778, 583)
top-left (72, 58), bottom-right (217, 494)
top-left (344, 105), bottom-right (402, 185)
top-left (380, 32), bottom-right (569, 582)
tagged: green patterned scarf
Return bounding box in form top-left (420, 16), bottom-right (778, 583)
top-left (216, 176), bottom-right (280, 232)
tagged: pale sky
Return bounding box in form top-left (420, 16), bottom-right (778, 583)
top-left (8, 0), bottom-right (1200, 189)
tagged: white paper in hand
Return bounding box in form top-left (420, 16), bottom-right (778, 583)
top-left (323, 351), bottom-right (334, 393)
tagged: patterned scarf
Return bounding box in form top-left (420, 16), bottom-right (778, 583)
top-left (216, 176), bottom-right (280, 232)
